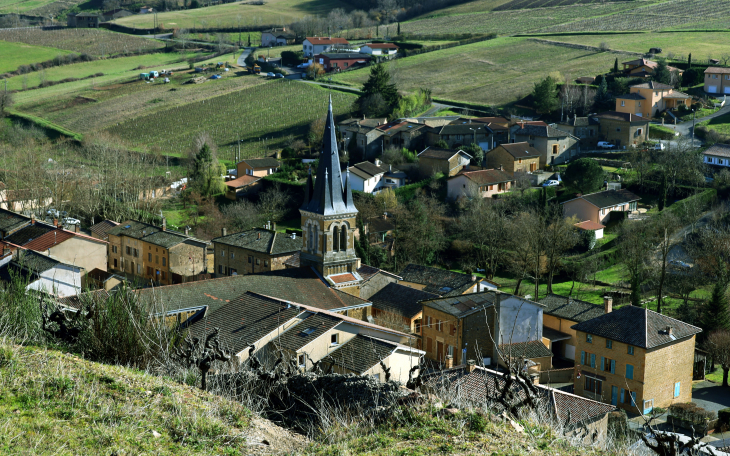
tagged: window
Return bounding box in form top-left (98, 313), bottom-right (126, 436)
top-left (161, 271), bottom-right (166, 280)
top-left (489, 185), bottom-right (494, 191)
top-left (155, 255), bottom-right (159, 264)
top-left (126, 246), bottom-right (131, 255)
top-left (264, 260), bottom-right (269, 267)
top-left (344, 62), bottom-right (348, 67)
top-left (331, 333), bottom-right (339, 346)
top-left (134, 248), bottom-right (138, 257)
top-left (427, 337), bottom-right (432, 352)
top-left (137, 264), bottom-right (141, 274)
top-left (333, 226), bottom-right (340, 251)
top-left (584, 376), bottom-right (602, 395)
top-left (340, 227), bottom-right (346, 251)
top-left (674, 382), bottom-right (681, 398)
top-left (637, 128), bottom-right (643, 136)
top-left (621, 100), bottom-right (625, 107)
top-left (616, 127), bottom-right (621, 132)
top-left (518, 159), bottom-right (522, 163)
top-left (113, 258), bottom-right (118, 268)
top-left (220, 250), bottom-right (225, 257)
top-left (552, 144), bottom-right (558, 155)
top-left (581, 351), bottom-right (595, 367)
top-left (602, 357), bottom-right (616, 374)
top-left (248, 256), bottom-right (252, 263)
top-left (219, 265), bottom-right (223, 274)
top-left (112, 246), bottom-right (117, 254)
top-left (162, 257), bottom-right (166, 266)
top-left (637, 101), bottom-right (641, 107)
top-left (455, 135), bottom-right (463, 141)
top-left (587, 334), bottom-right (593, 343)
top-left (427, 316), bottom-right (432, 328)
top-left (448, 345), bottom-right (454, 357)
top-left (626, 364), bottom-right (634, 380)
top-left (298, 354), bottom-right (306, 367)
top-left (627, 345), bottom-right (634, 355)
top-left (606, 339), bottom-right (613, 349)
top-left (256, 258), bottom-right (260, 265)
top-left (147, 266), bottom-right (152, 275)
top-left (643, 399), bottom-right (654, 414)
top-left (450, 324), bottom-right (456, 336)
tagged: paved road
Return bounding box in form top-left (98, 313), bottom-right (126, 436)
top-left (237, 47), bottom-right (253, 67)
top-left (659, 103), bottom-right (730, 140)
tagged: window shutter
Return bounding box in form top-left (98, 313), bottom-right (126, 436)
top-left (610, 359), bottom-right (616, 374)
top-left (626, 364), bottom-right (634, 380)
top-left (620, 388), bottom-right (625, 403)
top-left (590, 354), bottom-right (596, 368)
top-left (631, 392), bottom-right (637, 406)
top-left (601, 357), bottom-right (605, 371)
top-left (580, 351), bottom-right (585, 365)
top-left (674, 382), bottom-right (681, 398)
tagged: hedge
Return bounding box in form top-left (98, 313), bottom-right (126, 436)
top-left (719, 408), bottom-right (730, 426)
top-left (650, 125), bottom-right (677, 140)
top-left (394, 179), bottom-right (430, 202)
top-left (666, 188), bottom-right (716, 216)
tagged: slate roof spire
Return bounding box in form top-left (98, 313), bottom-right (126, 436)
top-left (301, 95), bottom-right (357, 215)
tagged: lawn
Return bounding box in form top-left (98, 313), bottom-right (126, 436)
top-left (329, 37), bottom-right (615, 106)
top-left (698, 112), bottom-right (730, 136)
top-left (0, 40), bottom-right (71, 74)
top-left (677, 106), bottom-right (719, 122)
top-left (0, 28), bottom-right (165, 56)
top-left (0, 0), bottom-right (82, 14)
top-left (113, 0), bottom-right (351, 30)
top-left (547, 32), bottom-right (730, 61)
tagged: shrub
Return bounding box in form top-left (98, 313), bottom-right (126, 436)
top-left (0, 346), bottom-right (13, 367)
top-left (669, 402), bottom-right (716, 425)
top-left (718, 407), bottom-right (730, 426)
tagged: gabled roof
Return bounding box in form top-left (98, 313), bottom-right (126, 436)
top-left (23, 227), bottom-right (106, 252)
top-left (239, 157), bottom-right (280, 169)
top-left (398, 264), bottom-right (478, 297)
top-left (574, 220), bottom-right (606, 231)
top-left (273, 312), bottom-right (341, 351)
top-left (225, 175), bottom-right (260, 189)
top-left (369, 283), bottom-right (438, 319)
top-left (377, 121), bottom-right (425, 134)
top-left (623, 58), bottom-right (656, 67)
top-left (319, 53), bottom-right (370, 60)
top-left (571, 305), bottom-right (702, 349)
top-left (615, 92), bottom-right (646, 100)
top-left (455, 169), bottom-right (514, 186)
top-left (363, 43), bottom-right (398, 49)
top-left (493, 142), bottom-right (542, 159)
top-left (499, 340), bottom-right (553, 359)
top-left (539, 294), bottom-right (606, 323)
top-left (704, 143), bottom-right (730, 158)
top-left (663, 91), bottom-right (691, 99)
top-left (705, 67), bottom-right (730, 74)
top-left (4, 222), bottom-right (55, 245)
top-left (417, 147), bottom-right (472, 161)
top-left (357, 264), bottom-right (401, 283)
top-left (89, 220), bottom-right (119, 240)
top-left (568, 189), bottom-right (641, 209)
top-left (593, 111), bottom-right (648, 122)
top-left (323, 334), bottom-right (396, 374)
top-left (559, 116), bottom-right (598, 127)
top-left (348, 161), bottom-right (388, 180)
top-left (0, 209), bottom-right (31, 235)
top-left (630, 81), bottom-right (673, 90)
top-left (513, 124), bottom-right (569, 138)
top-left (305, 37), bottom-right (350, 45)
top-left (107, 220), bottom-right (207, 249)
top-left (213, 228), bottom-right (300, 255)
top-left (283, 251), bottom-right (300, 268)
top-left (422, 291), bottom-right (497, 318)
top-left (430, 123), bottom-right (492, 135)
top-left (12, 249), bottom-right (62, 274)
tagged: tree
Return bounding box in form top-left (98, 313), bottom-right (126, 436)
top-left (543, 213), bottom-right (579, 294)
top-left (397, 21), bottom-right (400, 35)
top-left (650, 213), bottom-right (680, 314)
top-left (434, 139), bottom-right (448, 149)
top-left (594, 77), bottom-right (611, 110)
top-left (359, 93), bottom-right (390, 118)
top-left (613, 57), bottom-right (619, 74)
top-left (682, 68), bottom-right (703, 88)
top-left (356, 63), bottom-right (399, 116)
top-left (374, 187), bottom-right (398, 213)
top-left (563, 158), bottom-right (604, 194)
top-left (532, 76), bottom-right (559, 114)
top-left (394, 193), bottom-right (446, 266)
top-left (459, 199), bottom-right (507, 280)
top-left (702, 280), bottom-right (730, 337)
top-left (247, 33), bottom-right (251, 47)
top-left (705, 330), bottom-right (730, 387)
top-left (307, 116), bottom-right (325, 153)
top-left (257, 184), bottom-right (292, 223)
top-left (619, 220), bottom-right (652, 307)
top-left (188, 135), bottom-right (225, 197)
top-left (653, 60), bottom-right (672, 85)
top-left (0, 91), bottom-right (13, 117)
top-left (688, 52), bottom-right (692, 68)
top-left (464, 142), bottom-right (483, 165)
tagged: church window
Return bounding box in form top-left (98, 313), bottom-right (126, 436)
top-left (333, 226), bottom-right (340, 251)
top-left (340, 226), bottom-right (346, 251)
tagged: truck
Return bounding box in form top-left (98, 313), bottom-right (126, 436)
top-left (149, 70), bottom-right (159, 78)
top-left (139, 73), bottom-right (150, 80)
top-left (248, 64), bottom-right (261, 75)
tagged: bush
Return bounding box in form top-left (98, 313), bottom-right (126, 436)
top-left (669, 402), bottom-right (716, 425)
top-left (719, 408), bottom-right (730, 426)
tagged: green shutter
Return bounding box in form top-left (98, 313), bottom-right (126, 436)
top-left (601, 357), bottom-right (605, 371)
top-left (581, 351), bottom-right (585, 365)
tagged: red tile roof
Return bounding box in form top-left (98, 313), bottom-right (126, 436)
top-left (574, 220), bottom-right (606, 231)
top-left (305, 37), bottom-right (349, 45)
top-left (330, 273), bottom-right (356, 283)
top-left (225, 175), bottom-right (260, 189)
top-left (23, 228), bottom-right (107, 252)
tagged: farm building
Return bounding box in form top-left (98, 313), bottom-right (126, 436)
top-left (314, 53), bottom-right (371, 72)
top-left (67, 12), bottom-right (101, 28)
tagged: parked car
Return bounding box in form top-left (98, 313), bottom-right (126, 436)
top-left (209, 74), bottom-right (221, 80)
top-left (275, 73), bottom-right (284, 78)
top-left (266, 72), bottom-right (275, 77)
top-left (597, 141), bottom-right (615, 149)
top-left (542, 180), bottom-right (560, 187)
top-left (669, 259), bottom-right (690, 269)
top-left (654, 142), bottom-right (666, 150)
top-left (63, 217), bottom-right (81, 226)
top-left (47, 209), bottom-right (67, 218)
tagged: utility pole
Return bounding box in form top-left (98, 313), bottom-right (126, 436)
top-left (691, 108), bottom-right (696, 146)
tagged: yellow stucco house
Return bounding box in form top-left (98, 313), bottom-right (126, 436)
top-left (615, 81), bottom-right (691, 118)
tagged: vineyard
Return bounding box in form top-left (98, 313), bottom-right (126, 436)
top-left (493, 0), bottom-right (636, 10)
top-left (0, 28), bottom-right (165, 56)
top-left (104, 80), bottom-right (357, 159)
top-left (0, 0), bottom-right (79, 14)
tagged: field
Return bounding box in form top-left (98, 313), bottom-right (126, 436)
top-left (698, 113), bottom-right (730, 135)
top-left (493, 0), bottom-right (637, 9)
top-left (0, 0), bottom-right (78, 14)
top-left (545, 31), bottom-right (730, 59)
top-left (329, 37), bottom-right (615, 106)
top-left (104, 80), bottom-right (357, 158)
top-left (113, 0), bottom-right (351, 30)
top-left (0, 28), bottom-right (165, 56)
top-left (0, 40), bottom-right (70, 74)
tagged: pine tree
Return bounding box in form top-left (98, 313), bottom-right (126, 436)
top-left (594, 77), bottom-right (610, 108)
top-left (613, 57), bottom-right (618, 74)
top-left (397, 22), bottom-right (400, 35)
top-left (688, 53), bottom-right (692, 68)
top-left (531, 76), bottom-right (559, 114)
top-left (702, 281), bottom-right (730, 336)
top-left (631, 277), bottom-right (641, 307)
top-left (357, 63), bottom-right (399, 115)
top-left (653, 60), bottom-right (672, 85)
top-left (247, 34), bottom-right (251, 47)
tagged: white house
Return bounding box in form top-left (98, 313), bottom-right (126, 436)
top-left (11, 249), bottom-right (82, 298)
top-left (139, 5), bottom-right (153, 13)
top-left (574, 220), bottom-right (605, 240)
top-left (347, 161), bottom-right (406, 194)
top-left (303, 37), bottom-right (350, 57)
top-left (261, 27), bottom-right (295, 46)
top-left (360, 43), bottom-right (399, 56)
top-left (703, 143), bottom-right (730, 167)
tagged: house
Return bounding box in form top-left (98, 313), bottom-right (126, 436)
top-left (417, 148), bottom-right (472, 177)
top-left (356, 264), bottom-right (401, 300)
top-left (426, 123), bottom-right (492, 151)
top-left (0, 240), bottom-right (17, 268)
top-left (575, 220), bottom-right (606, 240)
top-left (101, 9), bottom-right (132, 21)
top-left (314, 53), bottom-right (370, 72)
top-left (236, 157), bottom-right (280, 177)
top-left (621, 58), bottom-right (683, 78)
top-left (261, 27), bottom-right (296, 46)
top-left (107, 219), bottom-right (209, 285)
top-left (592, 111), bottom-right (650, 148)
top-left (485, 142), bottom-right (541, 174)
top-left (704, 67), bottom-right (730, 94)
top-left (86, 268), bottom-right (124, 291)
top-left (369, 282), bottom-right (438, 335)
top-left (572, 305), bottom-right (701, 413)
top-left (67, 12), bottom-right (101, 28)
top-left (89, 220), bottom-right (120, 242)
top-left (338, 117), bottom-right (386, 160)
top-left (359, 43), bottom-right (399, 56)
top-left (561, 189), bottom-right (640, 225)
top-left (212, 227), bottom-right (300, 277)
top-left (7, 249), bottom-right (82, 298)
top-left (447, 168), bottom-right (514, 201)
top-left (347, 161), bottom-right (405, 194)
top-left (422, 364), bottom-right (616, 444)
top-left (4, 220), bottom-right (56, 246)
top-left (466, 116), bottom-right (510, 146)
top-left (303, 37), bottom-right (350, 57)
top-left (139, 6), bottom-right (153, 13)
top-left (615, 81), bottom-right (691, 118)
top-left (540, 294), bottom-right (610, 363)
top-left (555, 115), bottom-right (600, 149)
top-left (23, 226), bottom-right (108, 287)
top-left (377, 120), bottom-right (427, 150)
top-left (420, 291), bottom-right (550, 369)
top-left (0, 185), bottom-right (52, 213)
top-left (186, 290), bottom-right (423, 383)
top-left (224, 174), bottom-right (262, 200)
top-left (398, 264), bottom-right (481, 297)
top-left (511, 123), bottom-right (580, 166)
top-left (703, 143), bottom-right (730, 167)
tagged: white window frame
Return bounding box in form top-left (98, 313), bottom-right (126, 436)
top-left (330, 333), bottom-right (339, 346)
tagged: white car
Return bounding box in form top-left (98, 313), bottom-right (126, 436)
top-left (63, 217), bottom-right (80, 226)
top-left (542, 180), bottom-right (560, 187)
top-left (654, 142), bottom-right (666, 150)
top-left (597, 141), bottom-right (615, 149)
top-left (266, 72), bottom-right (275, 77)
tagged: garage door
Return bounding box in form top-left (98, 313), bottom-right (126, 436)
top-left (708, 86), bottom-right (718, 93)
top-left (478, 141), bottom-right (490, 151)
top-left (725, 87), bottom-right (730, 94)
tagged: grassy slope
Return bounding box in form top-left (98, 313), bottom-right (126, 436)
top-left (330, 37), bottom-right (614, 106)
top-left (545, 31), bottom-right (730, 58)
top-left (113, 0), bottom-right (351, 30)
top-left (698, 112), bottom-right (730, 135)
top-left (0, 0), bottom-right (59, 13)
top-left (0, 40), bottom-right (71, 74)
top-left (0, 28), bottom-right (165, 56)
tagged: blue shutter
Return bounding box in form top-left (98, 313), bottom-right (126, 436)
top-left (620, 388), bottom-right (625, 403)
top-left (631, 392), bottom-right (637, 407)
top-left (674, 382), bottom-right (681, 398)
top-left (581, 351), bottom-right (585, 365)
top-left (610, 359), bottom-right (616, 374)
top-left (626, 364), bottom-right (634, 379)
top-left (590, 354), bottom-right (596, 368)
top-left (601, 357), bottom-right (605, 371)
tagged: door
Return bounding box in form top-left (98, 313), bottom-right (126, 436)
top-left (437, 341), bottom-right (444, 362)
top-left (565, 344), bottom-right (575, 361)
top-left (708, 85), bottom-right (717, 93)
top-left (530, 163), bottom-right (536, 172)
top-left (611, 386), bottom-right (618, 406)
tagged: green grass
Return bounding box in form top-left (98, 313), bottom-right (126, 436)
top-left (0, 28), bottom-right (165, 56)
top-left (0, 0), bottom-right (81, 14)
top-left (275, 217), bottom-right (303, 233)
top-left (592, 263), bottom-right (625, 284)
top-left (0, 40), bottom-right (71, 74)
top-left (677, 106), bottom-right (719, 122)
top-left (113, 0), bottom-right (351, 30)
top-left (330, 37), bottom-right (616, 106)
top-left (698, 112), bottom-right (730, 135)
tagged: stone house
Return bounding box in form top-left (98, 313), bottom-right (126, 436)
top-left (485, 142), bottom-right (541, 173)
top-left (555, 115), bottom-right (600, 149)
top-left (511, 123), bottom-right (580, 166)
top-left (338, 117), bottom-right (386, 160)
top-left (356, 264), bottom-right (401, 300)
top-left (261, 27), bottom-right (295, 46)
top-left (212, 227), bottom-right (300, 277)
top-left (562, 189), bottom-right (640, 225)
top-left (417, 148), bottom-right (472, 177)
top-left (615, 81), bottom-right (691, 118)
top-left (447, 168), bottom-right (514, 201)
top-left (369, 282), bottom-right (438, 336)
top-left (572, 306), bottom-right (701, 413)
top-left (89, 220), bottom-right (120, 242)
top-left (426, 123), bottom-right (492, 150)
top-left (378, 121), bottom-right (427, 151)
top-left (592, 111), bottom-right (650, 148)
top-left (67, 12), bottom-right (100, 28)
top-left (236, 157), bottom-right (280, 177)
top-left (398, 263), bottom-right (481, 297)
top-left (539, 294), bottom-right (609, 363)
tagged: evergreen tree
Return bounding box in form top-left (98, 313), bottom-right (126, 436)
top-left (658, 172), bottom-right (667, 211)
top-left (653, 60), bottom-right (672, 85)
top-left (397, 22), bottom-right (400, 35)
top-left (702, 281), bottom-right (730, 337)
top-left (247, 34), bottom-right (251, 47)
top-left (190, 143), bottom-right (225, 197)
top-left (688, 53), bottom-right (692, 68)
top-left (631, 277), bottom-right (641, 307)
top-left (357, 63), bottom-right (399, 116)
top-left (613, 57), bottom-right (618, 74)
top-left (594, 77), bottom-right (611, 109)
top-left (531, 76), bottom-right (559, 114)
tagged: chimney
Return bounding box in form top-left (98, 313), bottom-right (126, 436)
top-left (53, 218), bottom-right (58, 227)
top-left (31, 214), bottom-right (36, 225)
top-left (445, 355), bottom-right (453, 369)
top-left (666, 326), bottom-right (673, 336)
top-left (257, 232), bottom-right (261, 240)
top-left (221, 227), bottom-right (227, 237)
top-left (272, 222), bottom-right (277, 231)
top-left (185, 226), bottom-right (190, 236)
top-left (467, 359), bottom-right (476, 373)
top-left (499, 164), bottom-right (504, 171)
top-left (520, 121), bottom-right (525, 129)
top-left (161, 217), bottom-right (166, 231)
top-left (604, 295), bottom-right (613, 314)
top-left (74, 224), bottom-right (79, 233)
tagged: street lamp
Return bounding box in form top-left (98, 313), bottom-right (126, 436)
top-left (691, 108), bottom-right (696, 146)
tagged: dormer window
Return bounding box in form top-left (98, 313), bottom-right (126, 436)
top-left (331, 333), bottom-right (339, 346)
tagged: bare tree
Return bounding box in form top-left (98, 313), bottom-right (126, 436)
top-left (705, 330), bottom-right (730, 387)
top-left (459, 199), bottom-right (507, 280)
top-left (172, 328), bottom-right (231, 391)
top-left (543, 213), bottom-right (580, 294)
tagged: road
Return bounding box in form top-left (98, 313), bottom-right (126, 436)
top-left (237, 47), bottom-right (252, 67)
top-left (654, 103), bottom-right (730, 146)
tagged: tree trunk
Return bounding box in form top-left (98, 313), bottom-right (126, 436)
top-left (514, 278), bottom-right (523, 296)
top-left (546, 269), bottom-right (554, 294)
top-left (201, 369), bottom-right (208, 391)
top-left (724, 367), bottom-right (729, 387)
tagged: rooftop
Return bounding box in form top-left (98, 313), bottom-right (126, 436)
top-left (705, 67), bottom-right (730, 74)
top-left (417, 148), bottom-right (471, 161)
top-left (456, 169), bottom-right (514, 186)
top-left (513, 124), bottom-right (570, 138)
top-left (498, 340), bottom-right (553, 360)
top-left (89, 220), bottom-right (120, 240)
top-left (272, 311), bottom-right (341, 352)
top-left (23, 227), bottom-right (106, 252)
top-left (398, 264), bottom-right (478, 297)
top-left (225, 175), bottom-right (260, 189)
top-left (630, 81), bottom-right (674, 90)
top-left (493, 142), bottom-right (542, 159)
top-left (369, 283), bottom-right (438, 319)
top-left (364, 43), bottom-right (398, 49)
top-left (12, 249), bottom-right (61, 274)
top-left (430, 123), bottom-right (492, 135)
top-left (574, 220), bottom-right (606, 231)
top-left (347, 161), bottom-right (388, 180)
top-left (0, 209), bottom-right (31, 235)
top-left (5, 222), bottom-right (55, 246)
top-left (539, 294), bottom-right (606, 323)
top-left (323, 334), bottom-right (397, 374)
top-left (107, 220), bottom-right (206, 249)
top-left (421, 291), bottom-right (498, 318)
top-left (212, 228), bottom-right (300, 255)
top-left (704, 143), bottom-right (730, 158)
top-left (305, 37), bottom-right (350, 45)
top-left (615, 93), bottom-right (646, 100)
top-left (593, 111), bottom-right (648, 122)
top-left (571, 305), bottom-right (702, 349)
top-left (567, 189), bottom-right (641, 209)
top-left (239, 157), bottom-right (280, 169)
top-left (320, 53), bottom-right (370, 60)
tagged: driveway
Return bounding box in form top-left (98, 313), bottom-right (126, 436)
top-left (237, 48), bottom-right (253, 67)
top-left (669, 103), bottom-right (730, 139)
top-left (692, 381), bottom-right (730, 413)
